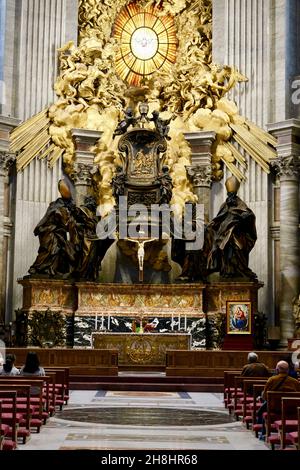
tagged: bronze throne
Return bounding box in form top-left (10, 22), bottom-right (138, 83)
top-left (112, 106), bottom-right (173, 282)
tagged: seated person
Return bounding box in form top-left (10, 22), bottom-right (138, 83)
top-left (280, 354), bottom-right (298, 379)
top-left (262, 360), bottom-right (300, 398)
top-left (20, 351), bottom-right (45, 395)
top-left (257, 360), bottom-right (300, 435)
top-left (241, 352), bottom-right (270, 377)
top-left (0, 353), bottom-right (20, 375)
top-left (20, 351), bottom-right (45, 376)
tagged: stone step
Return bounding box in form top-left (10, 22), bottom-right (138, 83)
top-left (70, 382), bottom-right (223, 392)
top-left (70, 375), bottom-right (224, 384)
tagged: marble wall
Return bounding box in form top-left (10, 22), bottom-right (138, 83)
top-left (0, 0), bottom-right (5, 111)
top-left (0, 0), bottom-right (78, 318)
top-left (211, 0), bottom-right (300, 320)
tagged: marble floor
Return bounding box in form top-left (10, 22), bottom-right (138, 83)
top-left (20, 390), bottom-right (269, 451)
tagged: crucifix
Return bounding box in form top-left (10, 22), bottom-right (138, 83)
top-left (126, 237), bottom-right (156, 282)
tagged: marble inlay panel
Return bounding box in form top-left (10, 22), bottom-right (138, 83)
top-left (74, 315), bottom-right (206, 349)
top-left (105, 391), bottom-right (180, 398)
top-left (57, 407), bottom-right (235, 426)
top-left (64, 433), bottom-right (230, 444)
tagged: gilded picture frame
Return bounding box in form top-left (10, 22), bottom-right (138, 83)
top-left (226, 301), bottom-right (251, 334)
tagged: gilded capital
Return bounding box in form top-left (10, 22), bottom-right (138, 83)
top-left (271, 156), bottom-right (300, 180)
top-left (0, 152), bottom-right (15, 176)
top-left (186, 165), bottom-right (212, 188)
top-left (72, 163), bottom-right (96, 185)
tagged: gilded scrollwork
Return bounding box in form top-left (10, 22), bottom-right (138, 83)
top-left (11, 0), bottom-right (277, 217)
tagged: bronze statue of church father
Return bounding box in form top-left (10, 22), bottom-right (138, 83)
top-left (18, 103), bottom-right (262, 351)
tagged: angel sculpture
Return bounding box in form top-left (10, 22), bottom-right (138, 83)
top-left (113, 108), bottom-right (137, 138)
top-left (150, 111), bottom-right (175, 140)
top-left (156, 166), bottom-right (173, 204)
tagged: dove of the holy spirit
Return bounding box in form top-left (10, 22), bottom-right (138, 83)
top-left (131, 27), bottom-right (158, 60)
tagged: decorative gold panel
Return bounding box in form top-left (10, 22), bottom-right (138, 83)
top-left (205, 282), bottom-right (263, 313)
top-left (76, 282), bottom-right (204, 317)
top-left (18, 278), bottom-right (77, 314)
top-left (92, 332), bottom-right (191, 366)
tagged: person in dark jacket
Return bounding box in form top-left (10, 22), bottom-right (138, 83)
top-left (0, 353), bottom-right (20, 376)
top-left (241, 352), bottom-right (270, 377)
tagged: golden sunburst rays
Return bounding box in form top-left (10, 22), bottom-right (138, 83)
top-left (230, 121), bottom-right (277, 175)
top-left (113, 2), bottom-right (177, 86)
top-left (10, 109), bottom-right (53, 171)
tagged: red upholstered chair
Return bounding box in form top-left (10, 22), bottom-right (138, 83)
top-left (0, 384), bottom-right (33, 444)
top-left (276, 398), bottom-right (300, 449)
top-left (242, 380), bottom-right (267, 428)
top-left (288, 407), bottom-right (300, 449)
top-left (251, 384), bottom-right (268, 437)
top-left (233, 376), bottom-right (267, 420)
top-left (0, 378), bottom-right (44, 432)
top-left (223, 370), bottom-right (242, 410)
top-left (266, 391), bottom-right (300, 450)
top-left (0, 391), bottom-right (18, 450)
top-left (44, 367), bottom-right (70, 409)
top-left (0, 401), bottom-right (3, 450)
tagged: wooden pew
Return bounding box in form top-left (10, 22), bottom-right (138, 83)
top-left (265, 391), bottom-right (300, 449)
top-left (0, 401), bottom-right (3, 450)
top-left (298, 407), bottom-right (300, 450)
top-left (241, 379), bottom-right (268, 427)
top-left (223, 370), bottom-right (241, 408)
top-left (279, 397), bottom-right (300, 449)
top-left (251, 383), bottom-right (266, 437)
top-left (0, 384), bottom-right (32, 444)
top-left (44, 367), bottom-right (69, 409)
top-left (0, 391), bottom-right (18, 450)
top-left (233, 376), bottom-right (268, 419)
top-left (0, 377), bottom-right (45, 431)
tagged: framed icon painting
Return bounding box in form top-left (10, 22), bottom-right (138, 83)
top-left (227, 301), bottom-right (251, 334)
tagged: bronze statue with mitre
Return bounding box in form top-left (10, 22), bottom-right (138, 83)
top-left (173, 175), bottom-right (257, 281)
top-left (203, 175), bottom-right (257, 280)
top-left (29, 179), bottom-right (80, 277)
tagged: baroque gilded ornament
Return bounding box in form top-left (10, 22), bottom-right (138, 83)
top-left (10, 0), bottom-right (277, 216)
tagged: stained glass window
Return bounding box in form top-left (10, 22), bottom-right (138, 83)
top-left (113, 2), bottom-right (177, 86)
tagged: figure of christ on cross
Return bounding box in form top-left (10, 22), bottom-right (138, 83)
top-left (126, 237), bottom-right (157, 282)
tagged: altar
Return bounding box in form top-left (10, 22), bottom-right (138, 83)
top-left (92, 332), bottom-right (191, 366)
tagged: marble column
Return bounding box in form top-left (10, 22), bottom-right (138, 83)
top-left (71, 129), bottom-right (102, 206)
top-left (0, 152), bottom-right (15, 322)
top-left (268, 120), bottom-right (300, 345)
top-left (0, 115), bottom-right (19, 322)
top-left (184, 131), bottom-right (216, 223)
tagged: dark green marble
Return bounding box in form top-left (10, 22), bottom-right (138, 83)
top-left (57, 407), bottom-right (235, 426)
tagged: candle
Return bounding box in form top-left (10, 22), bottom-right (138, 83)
top-left (178, 314), bottom-right (181, 331)
top-left (95, 312), bottom-right (98, 330)
top-left (184, 315), bottom-right (187, 331)
top-left (108, 314), bottom-right (111, 331)
top-left (171, 313), bottom-right (174, 331)
top-left (101, 315), bottom-right (104, 330)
